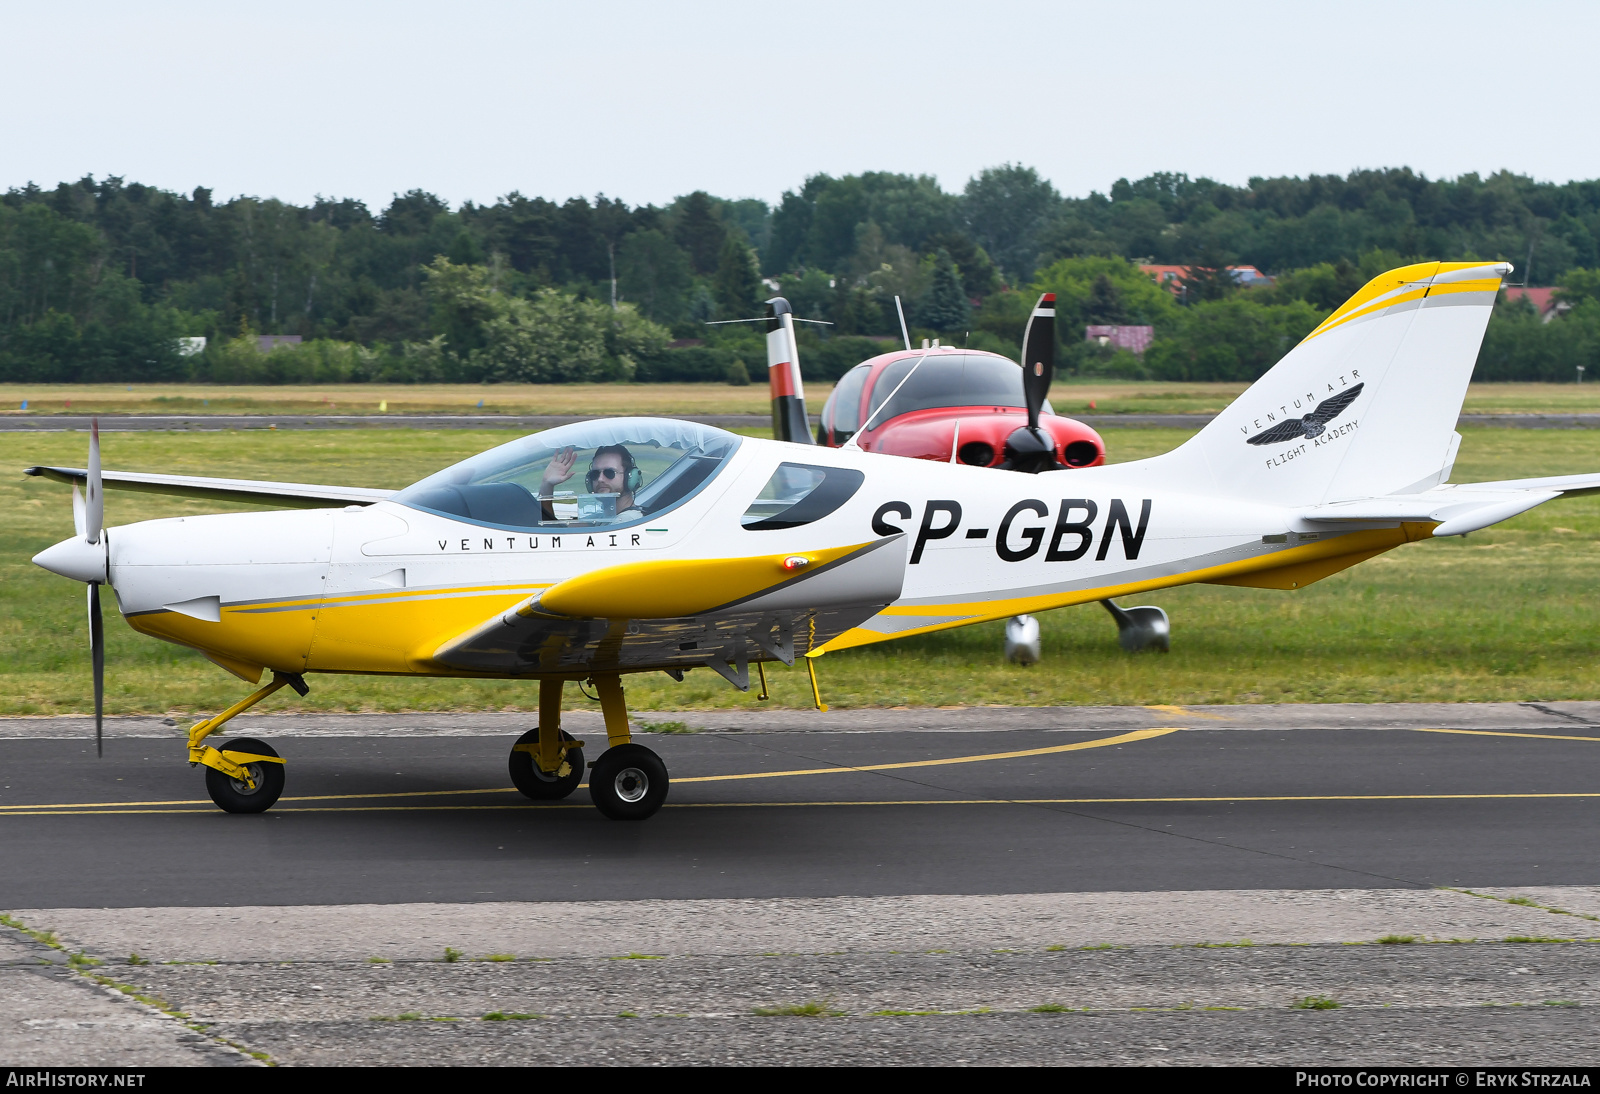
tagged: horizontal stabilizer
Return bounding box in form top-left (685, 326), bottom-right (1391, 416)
top-left (1297, 480), bottom-right (1581, 537)
top-left (1449, 472), bottom-right (1600, 498)
top-left (24, 466), bottom-right (393, 508)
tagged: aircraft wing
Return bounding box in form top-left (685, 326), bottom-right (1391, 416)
top-left (430, 537), bottom-right (906, 684)
top-left (23, 466), bottom-right (394, 508)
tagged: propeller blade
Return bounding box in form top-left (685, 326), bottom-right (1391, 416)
top-left (999, 293), bottom-right (1062, 474)
top-left (86, 417), bottom-right (103, 545)
top-left (72, 484), bottom-right (86, 540)
top-left (1020, 293), bottom-right (1056, 432)
top-left (88, 583), bottom-right (104, 758)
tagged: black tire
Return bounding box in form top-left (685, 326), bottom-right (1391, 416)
top-left (588, 744), bottom-right (669, 821)
top-left (509, 729), bottom-right (584, 800)
top-left (204, 737), bottom-right (285, 814)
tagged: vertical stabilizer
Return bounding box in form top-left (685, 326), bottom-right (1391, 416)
top-left (766, 296), bottom-right (811, 444)
top-left (1160, 261), bottom-right (1511, 506)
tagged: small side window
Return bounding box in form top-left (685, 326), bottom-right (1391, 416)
top-left (741, 463), bottom-right (865, 531)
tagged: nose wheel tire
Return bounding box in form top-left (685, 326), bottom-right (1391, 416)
top-left (588, 744), bottom-right (669, 821)
top-left (204, 737), bottom-right (284, 814)
top-left (509, 729), bottom-right (584, 800)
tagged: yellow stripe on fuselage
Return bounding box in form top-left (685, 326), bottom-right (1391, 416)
top-left (818, 524), bottom-right (1433, 653)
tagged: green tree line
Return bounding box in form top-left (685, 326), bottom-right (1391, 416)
top-left (3, 166), bottom-right (1598, 385)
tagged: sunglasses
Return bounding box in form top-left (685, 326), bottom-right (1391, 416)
top-left (586, 467), bottom-right (623, 483)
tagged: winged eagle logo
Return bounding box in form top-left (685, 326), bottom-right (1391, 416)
top-left (1246, 383), bottom-right (1364, 446)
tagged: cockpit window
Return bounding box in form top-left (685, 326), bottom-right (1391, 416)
top-left (821, 363), bottom-right (871, 443)
top-left (741, 462), bottom-right (864, 530)
top-left (394, 418), bottom-right (742, 532)
top-left (867, 352), bottom-right (1051, 428)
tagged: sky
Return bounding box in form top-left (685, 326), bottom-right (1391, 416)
top-left (3, 0), bottom-right (1595, 212)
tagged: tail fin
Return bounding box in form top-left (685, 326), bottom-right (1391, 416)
top-left (766, 296), bottom-right (812, 444)
top-left (1168, 261), bottom-right (1511, 506)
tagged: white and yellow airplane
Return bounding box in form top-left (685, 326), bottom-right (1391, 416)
top-left (29, 261), bottom-right (1600, 821)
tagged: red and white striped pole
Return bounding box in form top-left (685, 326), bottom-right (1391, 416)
top-left (765, 296), bottom-right (812, 444)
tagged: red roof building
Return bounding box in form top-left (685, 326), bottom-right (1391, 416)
top-left (1140, 264), bottom-right (1274, 293)
top-left (1503, 286), bottom-right (1568, 322)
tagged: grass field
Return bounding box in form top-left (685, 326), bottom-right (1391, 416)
top-left (5, 425), bottom-right (1600, 715)
top-left (7, 381), bottom-right (1600, 418)
top-left (0, 383), bottom-right (820, 418)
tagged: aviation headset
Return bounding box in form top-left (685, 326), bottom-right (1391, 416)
top-left (586, 444), bottom-right (644, 493)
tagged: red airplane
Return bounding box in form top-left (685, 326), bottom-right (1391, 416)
top-left (813, 305), bottom-right (1105, 472)
top-left (761, 293), bottom-right (1169, 656)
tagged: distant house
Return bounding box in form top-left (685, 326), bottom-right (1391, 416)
top-left (176, 336), bottom-right (206, 357)
top-left (1503, 286), bottom-right (1570, 323)
top-left (1085, 324), bottom-right (1154, 355)
top-left (1141, 264), bottom-right (1187, 290)
top-left (257, 335), bottom-right (303, 352)
top-left (1140, 264), bottom-right (1274, 294)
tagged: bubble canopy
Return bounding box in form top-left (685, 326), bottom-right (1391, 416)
top-left (392, 418), bottom-right (743, 532)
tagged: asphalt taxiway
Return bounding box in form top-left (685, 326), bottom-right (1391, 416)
top-left (2, 703), bottom-right (1599, 906)
top-left (5, 703), bottom-right (1599, 1066)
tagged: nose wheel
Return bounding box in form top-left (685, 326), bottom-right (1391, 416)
top-left (203, 737), bottom-right (285, 814)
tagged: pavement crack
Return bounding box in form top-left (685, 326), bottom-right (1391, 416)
top-left (1519, 703), bottom-right (1599, 727)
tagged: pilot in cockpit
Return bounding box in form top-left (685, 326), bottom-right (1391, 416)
top-left (538, 443), bottom-right (643, 522)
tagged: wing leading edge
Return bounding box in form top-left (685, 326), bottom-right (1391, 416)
top-left (24, 466), bottom-right (393, 508)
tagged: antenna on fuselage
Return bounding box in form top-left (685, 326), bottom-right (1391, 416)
top-left (894, 295), bottom-right (912, 351)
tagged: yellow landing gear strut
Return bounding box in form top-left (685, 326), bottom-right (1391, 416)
top-left (187, 671), bottom-right (305, 814)
top-left (587, 673), bottom-right (668, 821)
top-left (507, 673), bottom-right (666, 819)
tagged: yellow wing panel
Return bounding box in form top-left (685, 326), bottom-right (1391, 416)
top-left (536, 542), bottom-right (871, 619)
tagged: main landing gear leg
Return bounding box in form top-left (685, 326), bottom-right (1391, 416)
top-left (188, 671), bottom-right (306, 814)
top-left (508, 678), bottom-right (585, 800)
top-left (587, 673), bottom-right (669, 821)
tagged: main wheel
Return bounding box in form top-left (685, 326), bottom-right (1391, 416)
top-left (204, 737), bottom-right (285, 814)
top-left (588, 744), bottom-right (669, 821)
top-left (509, 729), bottom-right (584, 800)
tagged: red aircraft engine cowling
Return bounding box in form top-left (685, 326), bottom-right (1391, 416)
top-left (861, 407), bottom-right (1104, 468)
top-left (814, 346), bottom-right (1106, 471)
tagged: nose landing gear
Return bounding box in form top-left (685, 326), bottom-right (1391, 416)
top-left (187, 671), bottom-right (303, 815)
top-left (203, 737), bottom-right (285, 813)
